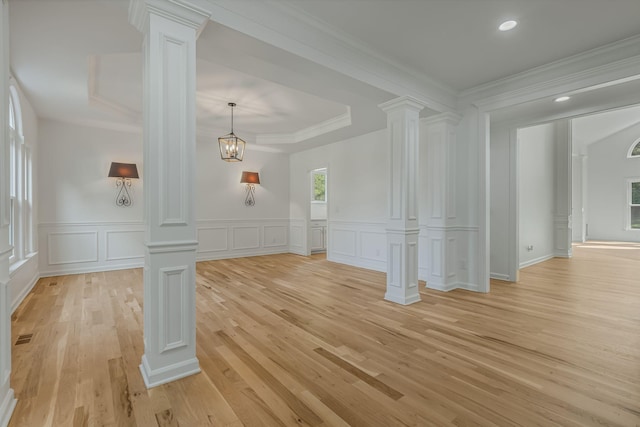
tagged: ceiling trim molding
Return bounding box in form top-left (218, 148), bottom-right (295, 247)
top-left (421, 112), bottom-right (463, 127)
top-left (87, 55), bottom-right (142, 123)
top-left (196, 0), bottom-right (456, 113)
top-left (460, 34), bottom-right (640, 109)
top-left (493, 98), bottom-right (640, 131)
top-left (256, 108), bottom-right (352, 145)
top-left (269, 1), bottom-right (454, 96)
top-left (468, 56), bottom-right (640, 113)
top-left (129, 0), bottom-right (211, 37)
top-left (378, 95), bottom-right (429, 113)
top-left (254, 133), bottom-right (295, 146)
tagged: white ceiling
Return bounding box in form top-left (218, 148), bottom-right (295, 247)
top-left (284, 0), bottom-right (640, 92)
top-left (8, 0), bottom-right (640, 152)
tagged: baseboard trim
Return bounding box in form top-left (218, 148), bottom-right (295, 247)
top-left (456, 282), bottom-right (482, 293)
top-left (40, 261), bottom-right (145, 278)
top-left (0, 387), bottom-right (16, 427)
top-left (197, 248), bottom-right (289, 262)
top-left (490, 272), bottom-right (510, 281)
top-left (328, 254), bottom-right (386, 273)
top-left (384, 292), bottom-right (421, 305)
top-left (11, 272), bottom-right (39, 314)
top-left (425, 281), bottom-right (458, 292)
top-left (139, 355), bottom-right (201, 389)
top-left (425, 281), bottom-right (482, 293)
top-left (520, 254), bottom-right (555, 269)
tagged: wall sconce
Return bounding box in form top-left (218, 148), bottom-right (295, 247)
top-left (240, 171), bottom-right (260, 206)
top-left (108, 162), bottom-right (139, 207)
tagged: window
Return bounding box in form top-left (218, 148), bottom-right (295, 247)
top-left (628, 138), bottom-right (640, 158)
top-left (7, 84), bottom-right (34, 266)
top-left (631, 180), bottom-right (640, 230)
top-left (8, 95), bottom-right (16, 259)
top-left (312, 169), bottom-right (326, 202)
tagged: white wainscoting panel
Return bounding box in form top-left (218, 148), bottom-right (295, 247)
top-left (360, 231), bottom-right (386, 263)
top-left (328, 221), bottom-right (386, 272)
top-left (48, 231), bottom-right (99, 265)
top-left (289, 219), bottom-right (307, 256)
top-left (38, 219), bottom-right (484, 292)
top-left (231, 226), bottom-right (260, 250)
top-left (197, 227), bottom-right (228, 253)
top-left (41, 219), bottom-right (290, 276)
top-left (264, 225), bottom-right (287, 248)
top-left (106, 230), bottom-right (145, 261)
top-left (197, 219), bottom-right (289, 261)
top-left (331, 228), bottom-right (357, 257)
top-left (40, 222), bottom-right (144, 276)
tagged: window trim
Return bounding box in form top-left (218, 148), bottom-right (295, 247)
top-left (7, 83), bottom-right (33, 266)
top-left (627, 178), bottom-right (640, 231)
top-left (627, 137), bottom-right (640, 158)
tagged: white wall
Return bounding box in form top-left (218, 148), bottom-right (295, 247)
top-left (289, 119), bottom-right (479, 291)
top-left (195, 137), bottom-right (290, 261)
top-left (587, 121), bottom-right (640, 242)
top-left (37, 120), bottom-right (143, 275)
top-left (38, 120), bottom-right (291, 276)
top-left (518, 123), bottom-right (556, 267)
top-left (289, 128), bottom-right (388, 267)
top-left (39, 120), bottom-right (143, 224)
top-left (196, 140), bottom-right (289, 221)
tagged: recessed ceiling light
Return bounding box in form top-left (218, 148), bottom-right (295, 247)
top-left (554, 96), bottom-right (571, 103)
top-left (499, 20), bottom-right (518, 31)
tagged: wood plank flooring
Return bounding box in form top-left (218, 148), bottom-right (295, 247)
top-left (9, 242), bottom-right (640, 426)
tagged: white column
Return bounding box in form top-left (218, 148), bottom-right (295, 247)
top-left (379, 96), bottom-right (426, 305)
top-left (0, 0), bottom-right (17, 424)
top-left (424, 113), bottom-right (461, 291)
top-left (555, 119), bottom-right (572, 257)
top-left (129, 0), bottom-right (209, 388)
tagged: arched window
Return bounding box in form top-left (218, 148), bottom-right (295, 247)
top-left (628, 138), bottom-right (640, 158)
top-left (8, 84), bottom-right (33, 266)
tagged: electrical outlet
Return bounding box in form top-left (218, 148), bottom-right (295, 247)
top-left (526, 245), bottom-right (534, 251)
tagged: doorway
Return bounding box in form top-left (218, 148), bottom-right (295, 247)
top-left (310, 168), bottom-right (327, 255)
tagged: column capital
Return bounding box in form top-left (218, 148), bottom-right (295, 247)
top-left (129, 0), bottom-right (210, 37)
top-left (378, 95), bottom-right (428, 114)
top-left (422, 111), bottom-right (462, 127)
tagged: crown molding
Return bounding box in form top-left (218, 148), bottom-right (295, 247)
top-left (129, 0), bottom-right (211, 37)
top-left (256, 108), bottom-right (351, 145)
top-left (421, 112), bottom-right (462, 127)
top-left (460, 34), bottom-right (640, 109)
top-left (87, 55), bottom-right (142, 123)
top-left (476, 58), bottom-right (640, 116)
top-left (198, 0), bottom-right (456, 113)
top-left (378, 95), bottom-right (428, 113)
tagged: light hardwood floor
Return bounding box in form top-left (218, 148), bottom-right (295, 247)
top-left (9, 242), bottom-right (640, 426)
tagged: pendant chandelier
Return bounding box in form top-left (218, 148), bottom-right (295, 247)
top-left (218, 102), bottom-right (245, 162)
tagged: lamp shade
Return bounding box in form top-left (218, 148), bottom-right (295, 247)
top-left (108, 162), bottom-right (139, 179)
top-left (240, 171), bottom-right (260, 185)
